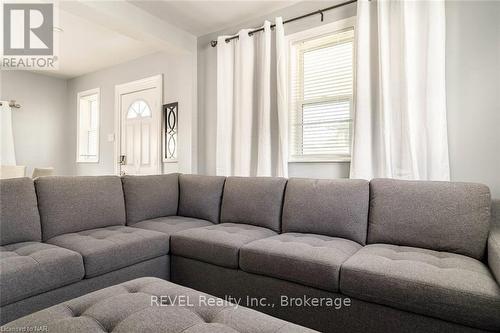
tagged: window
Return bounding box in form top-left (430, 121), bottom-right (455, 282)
top-left (127, 100), bottom-right (151, 119)
top-left (76, 88), bottom-right (100, 163)
top-left (289, 20), bottom-right (355, 162)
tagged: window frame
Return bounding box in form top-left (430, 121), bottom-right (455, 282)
top-left (286, 17), bottom-right (356, 163)
top-left (76, 88), bottom-right (100, 163)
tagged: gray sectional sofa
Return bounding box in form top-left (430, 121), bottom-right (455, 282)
top-left (0, 174), bottom-right (499, 333)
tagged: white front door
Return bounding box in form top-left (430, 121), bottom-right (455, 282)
top-left (116, 75), bottom-right (162, 175)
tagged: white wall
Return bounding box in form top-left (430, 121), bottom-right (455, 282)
top-left (1, 71), bottom-right (72, 176)
top-left (197, 0), bottom-right (500, 197)
top-left (67, 51), bottom-right (196, 176)
top-left (197, 0), bottom-right (356, 177)
top-left (446, 0), bottom-right (500, 197)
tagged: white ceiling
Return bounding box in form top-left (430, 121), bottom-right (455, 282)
top-left (42, 1), bottom-right (303, 78)
top-left (130, 1), bottom-right (298, 36)
top-left (47, 9), bottom-right (160, 79)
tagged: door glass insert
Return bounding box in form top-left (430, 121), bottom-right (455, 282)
top-left (127, 100), bottom-right (152, 119)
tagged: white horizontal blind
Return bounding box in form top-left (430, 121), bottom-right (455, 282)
top-left (77, 90), bottom-right (99, 163)
top-left (290, 28), bottom-right (354, 161)
top-left (87, 99), bottom-right (98, 156)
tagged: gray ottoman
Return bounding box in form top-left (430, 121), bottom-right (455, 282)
top-left (1, 277), bottom-right (317, 332)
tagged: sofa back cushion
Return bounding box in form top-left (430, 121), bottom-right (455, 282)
top-left (36, 176), bottom-right (126, 240)
top-left (0, 178), bottom-right (41, 245)
top-left (178, 174), bottom-right (225, 223)
top-left (220, 177), bottom-right (287, 232)
top-left (282, 178), bottom-right (369, 244)
top-left (122, 174), bottom-right (179, 224)
top-left (368, 178), bottom-right (491, 259)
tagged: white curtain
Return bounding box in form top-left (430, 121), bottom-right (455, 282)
top-left (275, 17), bottom-right (288, 177)
top-left (350, 0), bottom-right (450, 180)
top-left (216, 18), bottom-right (288, 177)
top-left (0, 101), bottom-right (17, 165)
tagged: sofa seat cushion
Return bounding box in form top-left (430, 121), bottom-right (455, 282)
top-left (171, 223), bottom-right (277, 268)
top-left (240, 233), bottom-right (361, 292)
top-left (340, 244), bottom-right (500, 331)
top-left (132, 216), bottom-right (214, 247)
top-left (47, 226), bottom-right (169, 278)
top-left (0, 242), bottom-right (84, 306)
top-left (2, 277), bottom-right (316, 333)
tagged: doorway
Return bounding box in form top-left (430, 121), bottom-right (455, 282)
top-left (115, 75), bottom-right (162, 175)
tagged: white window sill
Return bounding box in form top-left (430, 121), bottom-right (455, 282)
top-left (289, 155), bottom-right (351, 163)
top-left (76, 160), bottom-right (99, 164)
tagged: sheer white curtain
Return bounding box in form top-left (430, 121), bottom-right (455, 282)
top-left (0, 101), bottom-right (16, 165)
top-left (350, 0), bottom-right (450, 180)
top-left (216, 18), bottom-right (288, 177)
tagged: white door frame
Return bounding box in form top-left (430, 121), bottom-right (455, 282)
top-left (114, 74), bottom-right (163, 175)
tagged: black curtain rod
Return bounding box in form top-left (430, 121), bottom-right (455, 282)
top-left (210, 0), bottom-right (358, 47)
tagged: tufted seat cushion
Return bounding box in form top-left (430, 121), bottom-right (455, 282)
top-left (340, 244), bottom-right (500, 331)
top-left (0, 242), bottom-right (84, 306)
top-left (46, 226), bottom-right (169, 278)
top-left (131, 216), bottom-right (214, 248)
top-left (171, 223), bottom-right (277, 268)
top-left (240, 233), bottom-right (362, 292)
top-left (1, 277), bottom-right (317, 333)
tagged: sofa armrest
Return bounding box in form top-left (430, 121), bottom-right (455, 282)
top-left (492, 199), bottom-right (500, 228)
top-left (489, 199), bottom-right (500, 283)
top-left (490, 227), bottom-right (500, 283)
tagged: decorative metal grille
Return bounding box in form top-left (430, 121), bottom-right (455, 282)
top-left (163, 102), bottom-right (178, 162)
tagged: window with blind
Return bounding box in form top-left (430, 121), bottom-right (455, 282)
top-left (289, 26), bottom-right (354, 162)
top-left (76, 88), bottom-right (100, 163)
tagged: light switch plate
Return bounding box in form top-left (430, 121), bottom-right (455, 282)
top-left (107, 134), bottom-right (115, 142)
